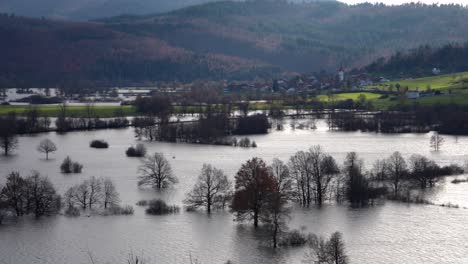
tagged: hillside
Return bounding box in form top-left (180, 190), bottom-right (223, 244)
top-left (0, 14), bottom-right (277, 88)
top-left (362, 43), bottom-right (468, 78)
top-left (0, 0), bottom-right (216, 20)
top-left (119, 1), bottom-right (468, 73)
top-left (2, 1), bottom-right (468, 87)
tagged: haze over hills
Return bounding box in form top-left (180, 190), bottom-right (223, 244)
top-left (1, 0), bottom-right (468, 87)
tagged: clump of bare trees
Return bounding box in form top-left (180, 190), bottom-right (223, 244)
top-left (37, 138), bottom-right (57, 160)
top-left (0, 171), bottom-right (61, 219)
top-left (64, 177), bottom-right (125, 215)
top-left (288, 146), bottom-right (339, 206)
top-left (371, 151), bottom-right (463, 198)
top-left (60, 156), bottom-right (83, 174)
top-left (138, 152), bottom-right (178, 189)
top-left (184, 164), bottom-right (232, 213)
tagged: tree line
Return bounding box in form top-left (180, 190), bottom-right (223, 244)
top-left (326, 103), bottom-right (468, 135)
top-left (136, 146), bottom-right (462, 248)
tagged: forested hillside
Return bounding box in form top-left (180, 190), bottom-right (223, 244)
top-left (362, 43), bottom-right (468, 78)
top-left (0, 0), bottom-right (215, 20)
top-left (0, 14), bottom-right (277, 88)
top-left (2, 1), bottom-right (468, 87)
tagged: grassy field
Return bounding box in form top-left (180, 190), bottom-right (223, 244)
top-left (317, 92), bottom-right (382, 102)
top-left (0, 105), bottom-right (137, 117)
top-left (371, 72), bottom-right (468, 91)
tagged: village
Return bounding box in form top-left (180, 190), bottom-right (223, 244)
top-left (0, 67), bottom-right (448, 107)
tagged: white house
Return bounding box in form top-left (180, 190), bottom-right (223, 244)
top-left (406, 91), bottom-right (420, 99)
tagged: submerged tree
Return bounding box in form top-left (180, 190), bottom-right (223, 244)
top-left (37, 138), bottom-right (57, 160)
top-left (430, 132), bottom-right (444, 151)
top-left (25, 171), bottom-right (61, 217)
top-left (263, 158), bottom-right (293, 248)
top-left (408, 154), bottom-right (440, 188)
top-left (0, 114), bottom-right (18, 156)
top-left (385, 151), bottom-right (408, 196)
top-left (60, 156), bottom-right (83, 174)
top-left (308, 146), bottom-right (340, 205)
top-left (1, 171), bottom-right (26, 216)
top-left (1, 171), bottom-right (60, 218)
top-left (138, 152), bottom-right (177, 189)
top-left (231, 158), bottom-right (276, 227)
top-left (343, 152), bottom-right (372, 205)
top-left (306, 232), bottom-right (348, 264)
top-left (184, 164), bottom-right (232, 213)
top-left (103, 178), bottom-right (120, 209)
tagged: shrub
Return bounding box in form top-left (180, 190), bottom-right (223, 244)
top-left (251, 141), bottom-right (257, 148)
top-left (60, 156), bottom-right (83, 174)
top-left (279, 229), bottom-right (308, 247)
top-left (108, 205), bottom-right (134, 215)
top-left (64, 206), bottom-right (80, 217)
top-left (136, 200), bottom-right (148, 206)
top-left (145, 199), bottom-right (180, 215)
top-left (72, 162), bottom-right (83, 173)
top-left (238, 137), bottom-right (251, 148)
top-left (126, 143), bottom-right (147, 157)
top-left (60, 156), bottom-right (73, 173)
top-left (90, 140), bottom-right (109, 149)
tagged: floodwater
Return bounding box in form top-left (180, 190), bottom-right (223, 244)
top-left (0, 120), bottom-right (468, 264)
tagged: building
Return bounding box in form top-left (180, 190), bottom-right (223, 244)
top-left (338, 66), bottom-right (345, 82)
top-left (406, 90), bottom-right (420, 99)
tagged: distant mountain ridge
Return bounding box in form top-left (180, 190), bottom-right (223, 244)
top-left (0, 0), bottom-right (337, 20)
top-left (1, 1), bottom-right (468, 87)
top-left (0, 0), bottom-right (216, 20)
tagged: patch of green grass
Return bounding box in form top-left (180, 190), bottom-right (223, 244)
top-left (371, 72), bottom-right (468, 92)
top-left (317, 92), bottom-right (382, 102)
top-left (0, 105), bottom-right (137, 117)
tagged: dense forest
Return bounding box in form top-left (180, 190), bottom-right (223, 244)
top-left (362, 43), bottom-right (468, 78)
top-left (2, 1), bottom-right (468, 87)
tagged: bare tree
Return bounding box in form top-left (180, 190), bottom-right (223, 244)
top-left (1, 171), bottom-right (26, 216)
top-left (25, 171), bottom-right (61, 217)
top-left (306, 232), bottom-right (348, 264)
top-left (385, 151), bottom-right (408, 196)
top-left (184, 164), bottom-right (231, 213)
top-left (138, 152), bottom-right (178, 189)
top-left (409, 154), bottom-right (440, 188)
top-left (326, 232), bottom-right (348, 264)
top-left (309, 146), bottom-right (339, 205)
top-left (263, 158), bottom-right (293, 248)
top-left (288, 151), bottom-right (312, 205)
top-left (430, 132), bottom-right (444, 151)
top-left (87, 177), bottom-right (102, 209)
top-left (0, 115), bottom-right (18, 156)
top-left (103, 178), bottom-right (120, 209)
top-left (73, 182), bottom-right (90, 209)
top-left (0, 196), bottom-right (7, 225)
top-left (37, 138), bottom-right (57, 160)
top-left (371, 159), bottom-right (387, 181)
